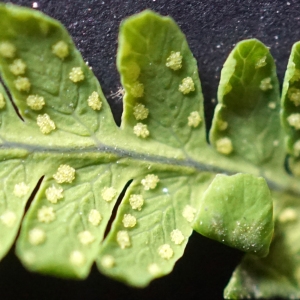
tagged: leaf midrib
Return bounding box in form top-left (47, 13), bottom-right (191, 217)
top-left (1, 139), bottom-right (299, 196)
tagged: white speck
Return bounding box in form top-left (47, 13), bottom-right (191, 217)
top-left (32, 2), bottom-right (39, 8)
top-left (287, 2), bottom-right (291, 5)
top-left (274, 35), bottom-right (278, 40)
top-left (162, 188), bottom-right (168, 193)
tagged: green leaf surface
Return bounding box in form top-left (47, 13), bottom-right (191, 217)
top-left (210, 39), bottom-right (285, 169)
top-left (0, 3), bottom-right (294, 295)
top-left (224, 192), bottom-right (300, 299)
top-left (0, 5), bottom-right (118, 147)
top-left (193, 173), bottom-right (273, 257)
top-left (281, 41), bottom-right (300, 177)
top-left (224, 41), bottom-right (300, 299)
top-left (16, 158), bottom-right (132, 278)
top-left (0, 5), bottom-right (222, 285)
top-left (97, 169), bottom-right (213, 287)
top-left (118, 10), bottom-right (208, 160)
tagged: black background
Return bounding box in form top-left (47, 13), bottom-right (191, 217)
top-left (0, 0), bottom-right (299, 299)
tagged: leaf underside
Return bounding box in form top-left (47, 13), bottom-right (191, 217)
top-left (0, 3), bottom-right (298, 298)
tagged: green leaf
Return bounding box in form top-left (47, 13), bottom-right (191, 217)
top-left (192, 173), bottom-right (273, 257)
top-left (0, 5), bottom-right (220, 284)
top-left (210, 39), bottom-right (285, 169)
top-left (0, 3), bottom-right (283, 293)
top-left (224, 192), bottom-right (300, 299)
top-left (281, 41), bottom-right (300, 177)
top-left (224, 41), bottom-right (300, 299)
top-left (97, 170), bottom-right (213, 287)
top-left (16, 159), bottom-right (133, 278)
top-left (118, 10), bottom-right (208, 159)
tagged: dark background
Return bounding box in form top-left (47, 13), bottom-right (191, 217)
top-left (0, 0), bottom-right (299, 299)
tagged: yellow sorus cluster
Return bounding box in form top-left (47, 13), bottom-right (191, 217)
top-left (288, 88), bottom-right (300, 106)
top-left (0, 42), bottom-right (32, 93)
top-left (259, 77), bottom-right (273, 91)
top-left (0, 41), bottom-right (16, 58)
top-left (28, 228), bottom-right (46, 245)
top-left (14, 76), bottom-right (31, 92)
top-left (188, 111), bottom-right (201, 127)
top-left (52, 41), bottom-right (69, 59)
top-left (87, 91), bottom-right (102, 110)
top-left (116, 230), bottom-right (131, 249)
top-left (122, 214), bottom-right (137, 228)
top-left (0, 93), bottom-right (5, 109)
top-left (129, 194), bottom-right (144, 211)
top-left (216, 137), bottom-right (233, 155)
top-left (255, 56), bottom-right (267, 69)
top-left (141, 174), bottom-right (159, 190)
top-left (101, 186), bottom-right (117, 202)
top-left (26, 94), bottom-right (45, 110)
top-left (69, 67), bottom-right (84, 82)
top-left (88, 209), bottom-right (102, 226)
top-left (69, 250), bottom-right (85, 267)
top-left (100, 255), bottom-right (115, 269)
top-left (9, 58), bottom-right (26, 75)
top-left (133, 103), bottom-right (149, 120)
top-left (158, 244), bottom-right (174, 260)
top-left (45, 185), bottom-right (64, 204)
top-left (77, 230), bottom-right (95, 245)
top-left (170, 229), bottom-right (185, 245)
top-left (133, 122), bottom-right (149, 138)
top-left (216, 119), bottom-right (228, 131)
top-left (147, 263), bottom-right (161, 276)
top-left (130, 81), bottom-right (144, 98)
top-left (179, 77), bottom-right (195, 94)
top-left (268, 102), bottom-right (276, 109)
top-left (287, 113), bottom-right (300, 130)
top-left (53, 164), bottom-right (76, 184)
top-left (37, 206), bottom-right (55, 223)
top-left (13, 182), bottom-right (29, 198)
top-left (37, 113), bottom-right (56, 134)
top-left (166, 51), bottom-right (183, 71)
top-left (125, 61), bottom-right (140, 82)
top-left (182, 205), bottom-right (196, 223)
top-left (0, 211), bottom-right (17, 228)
